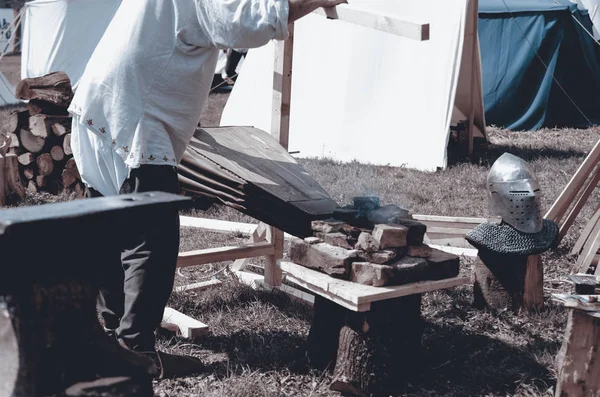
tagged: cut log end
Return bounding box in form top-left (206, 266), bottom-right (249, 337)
top-left (36, 153), bottom-right (54, 177)
top-left (19, 128), bottom-right (45, 153)
top-left (63, 133), bottom-right (72, 156)
top-left (51, 145), bottom-right (65, 162)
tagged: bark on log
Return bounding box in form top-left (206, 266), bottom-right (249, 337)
top-left (62, 167), bottom-right (80, 188)
top-left (5, 153), bottom-right (25, 200)
top-left (37, 153), bottom-right (54, 176)
top-left (15, 71), bottom-right (73, 107)
top-left (26, 180), bottom-right (38, 195)
top-left (28, 100), bottom-right (70, 116)
top-left (306, 296), bottom-right (345, 371)
top-left (36, 175), bottom-right (47, 189)
top-left (74, 182), bottom-right (85, 198)
top-left (23, 166), bottom-right (35, 180)
top-left (51, 120), bottom-right (70, 137)
top-left (8, 132), bottom-right (19, 149)
top-left (289, 239), bottom-right (358, 279)
top-left (65, 157), bottom-right (77, 170)
top-left (29, 114), bottom-right (49, 138)
top-left (63, 133), bottom-right (72, 155)
top-left (555, 309), bottom-right (600, 397)
top-left (20, 128), bottom-right (45, 153)
top-left (18, 152), bottom-right (35, 166)
top-left (51, 145), bottom-right (65, 161)
top-left (1, 110), bottom-right (19, 136)
top-left (473, 251), bottom-right (527, 311)
top-left (330, 294), bottom-right (423, 396)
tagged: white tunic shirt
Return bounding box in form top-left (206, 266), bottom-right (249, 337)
top-left (69, 0), bottom-right (289, 196)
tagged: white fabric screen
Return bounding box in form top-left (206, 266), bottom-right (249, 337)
top-left (221, 0), bottom-right (485, 171)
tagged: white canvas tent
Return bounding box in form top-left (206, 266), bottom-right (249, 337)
top-left (221, 0), bottom-right (486, 171)
top-left (20, 0), bottom-right (121, 89)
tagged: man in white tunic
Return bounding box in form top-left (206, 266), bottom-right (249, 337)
top-left (68, 0), bottom-right (346, 379)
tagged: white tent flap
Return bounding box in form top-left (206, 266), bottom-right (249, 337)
top-left (221, 0), bottom-right (485, 171)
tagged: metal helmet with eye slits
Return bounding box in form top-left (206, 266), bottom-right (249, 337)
top-left (487, 153), bottom-right (543, 234)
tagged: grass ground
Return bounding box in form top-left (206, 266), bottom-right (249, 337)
top-left (3, 59), bottom-right (599, 394)
top-left (155, 93), bottom-right (600, 397)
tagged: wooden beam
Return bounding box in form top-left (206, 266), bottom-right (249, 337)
top-left (231, 222), bottom-right (269, 272)
top-left (546, 138), bottom-right (600, 222)
top-left (271, 23), bottom-right (293, 150)
top-left (162, 307), bottom-right (208, 339)
top-left (233, 270), bottom-right (315, 305)
top-left (179, 216), bottom-right (257, 234)
top-left (313, 4), bottom-right (429, 41)
top-left (558, 165), bottom-right (600, 243)
top-left (279, 261), bottom-right (470, 311)
top-left (177, 242), bottom-right (275, 268)
top-left (173, 279), bottom-right (222, 293)
top-left (572, 203), bottom-right (600, 256)
top-left (523, 255), bottom-right (544, 311)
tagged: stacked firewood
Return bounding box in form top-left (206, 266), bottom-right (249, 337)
top-left (1, 72), bottom-right (84, 199)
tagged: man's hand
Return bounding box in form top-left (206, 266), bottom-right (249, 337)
top-left (288, 0), bottom-right (348, 23)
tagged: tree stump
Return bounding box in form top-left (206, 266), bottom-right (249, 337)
top-left (0, 192), bottom-right (189, 396)
top-left (330, 294), bottom-right (423, 397)
top-left (307, 294), bottom-right (423, 397)
top-left (473, 250), bottom-right (543, 311)
top-left (555, 309), bottom-right (600, 397)
top-left (306, 296), bottom-right (345, 370)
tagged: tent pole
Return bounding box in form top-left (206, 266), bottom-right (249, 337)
top-left (467, 0), bottom-right (479, 157)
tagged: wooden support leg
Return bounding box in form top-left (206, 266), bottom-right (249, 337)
top-left (306, 295), bottom-right (345, 371)
top-left (328, 295), bottom-right (423, 397)
top-left (555, 309), bottom-right (600, 397)
top-left (474, 250), bottom-right (545, 312)
top-left (264, 226), bottom-right (284, 287)
top-left (524, 255), bottom-right (544, 311)
top-left (231, 222), bottom-right (269, 272)
top-left (0, 154), bottom-right (5, 207)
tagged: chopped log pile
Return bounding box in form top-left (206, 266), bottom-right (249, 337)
top-left (0, 72), bottom-right (84, 203)
top-left (290, 196), bottom-right (461, 287)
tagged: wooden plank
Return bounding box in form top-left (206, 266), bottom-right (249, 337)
top-left (313, 4), bottom-right (429, 41)
top-left (575, 221), bottom-right (600, 274)
top-left (425, 227), bottom-right (472, 236)
top-left (272, 23), bottom-right (293, 150)
top-left (412, 214), bottom-right (488, 224)
top-left (233, 270), bottom-right (315, 305)
top-left (173, 279), bottom-right (222, 293)
top-left (572, 204), bottom-right (600, 256)
top-left (180, 216), bottom-right (257, 234)
top-left (428, 244), bottom-right (478, 257)
top-left (555, 309), bottom-right (600, 397)
top-left (558, 165), bottom-right (600, 243)
top-left (177, 242), bottom-right (275, 268)
top-left (162, 307), bottom-right (208, 339)
top-left (523, 255), bottom-right (544, 311)
top-left (264, 226), bottom-right (284, 286)
top-left (546, 138), bottom-right (600, 222)
top-left (279, 261), bottom-right (470, 311)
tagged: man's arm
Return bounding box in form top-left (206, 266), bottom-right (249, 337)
top-left (288, 0), bottom-right (347, 23)
top-left (194, 0), bottom-right (347, 50)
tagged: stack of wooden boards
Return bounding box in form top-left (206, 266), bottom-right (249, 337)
top-left (0, 72), bottom-right (84, 203)
top-left (179, 126), bottom-right (339, 237)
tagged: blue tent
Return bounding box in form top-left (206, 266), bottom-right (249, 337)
top-left (479, 0), bottom-right (600, 130)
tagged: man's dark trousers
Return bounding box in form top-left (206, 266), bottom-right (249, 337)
top-left (86, 164), bottom-right (180, 352)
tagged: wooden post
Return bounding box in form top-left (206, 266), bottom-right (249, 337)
top-left (265, 23), bottom-right (295, 287)
top-left (0, 154), bottom-right (5, 207)
top-left (555, 309), bottom-right (600, 397)
top-left (467, 0), bottom-right (479, 157)
top-left (474, 251), bottom-right (543, 312)
top-left (523, 254), bottom-right (544, 311)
